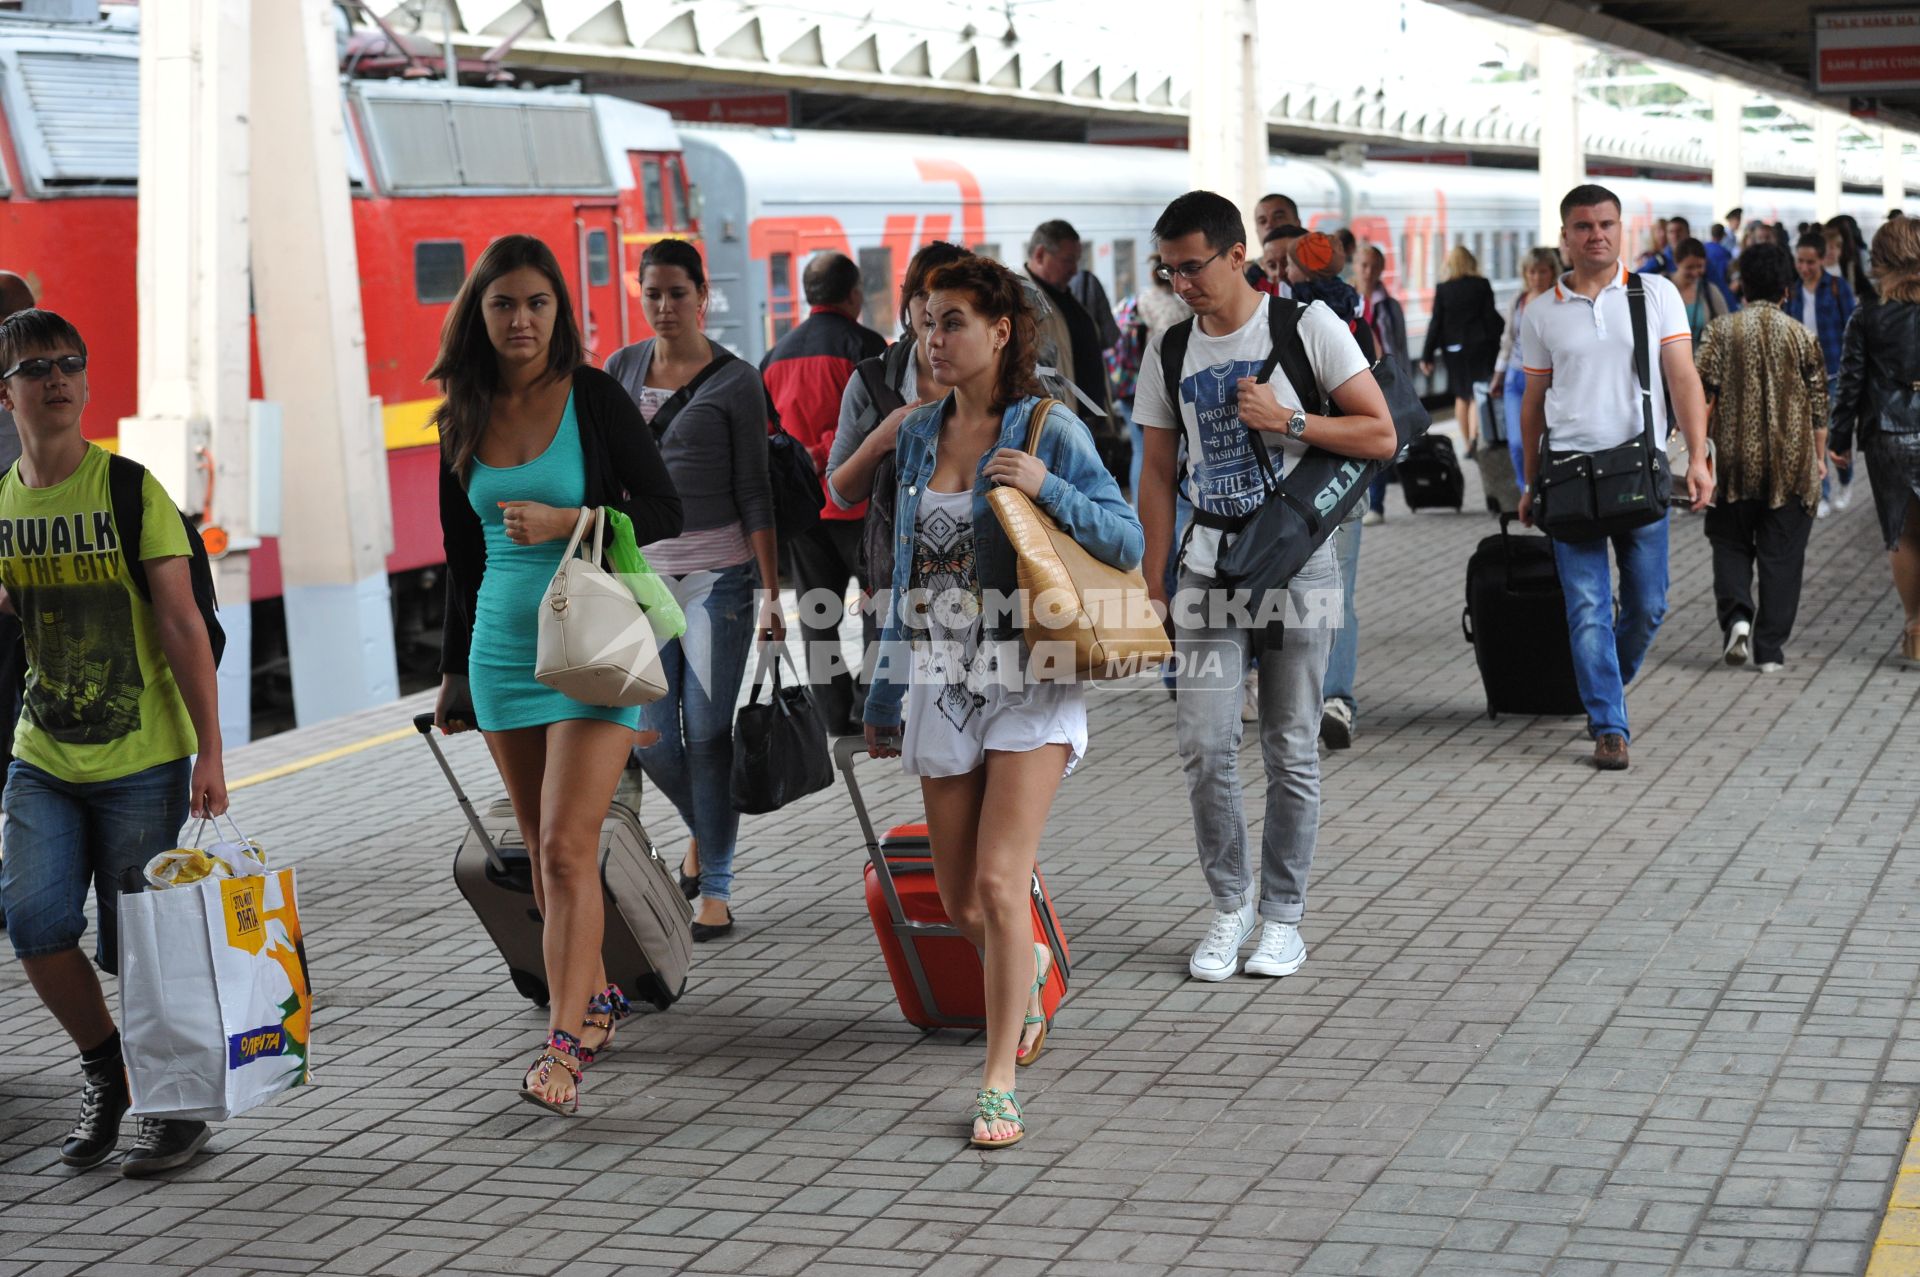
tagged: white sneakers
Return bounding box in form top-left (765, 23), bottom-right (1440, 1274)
top-left (1833, 478), bottom-right (1854, 512)
top-left (1244, 922), bottom-right (1307, 978)
top-left (1756, 660), bottom-right (1783, 673)
top-left (1724, 619), bottom-right (1751, 666)
top-left (1361, 509), bottom-right (1384, 527)
top-left (1189, 905), bottom-right (1307, 981)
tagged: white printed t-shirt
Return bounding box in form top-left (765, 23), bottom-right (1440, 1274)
top-left (1519, 263), bottom-right (1690, 456)
top-left (1133, 298), bottom-right (1369, 577)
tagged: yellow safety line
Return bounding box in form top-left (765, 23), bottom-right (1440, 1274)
top-left (1867, 1114), bottom-right (1920, 1274)
top-left (229, 725), bottom-right (414, 792)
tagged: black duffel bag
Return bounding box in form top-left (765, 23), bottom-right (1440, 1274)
top-left (730, 646), bottom-right (834, 815)
top-left (1170, 301), bottom-right (1428, 614)
top-left (1533, 273), bottom-right (1671, 542)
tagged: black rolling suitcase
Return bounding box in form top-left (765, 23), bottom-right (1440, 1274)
top-left (1399, 434), bottom-right (1465, 510)
top-left (411, 714), bottom-right (692, 1011)
top-left (1460, 516), bottom-right (1585, 718)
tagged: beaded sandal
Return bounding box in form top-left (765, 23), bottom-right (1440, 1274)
top-left (969, 1087), bottom-right (1025, 1149)
top-left (519, 1030), bottom-right (584, 1115)
top-left (1016, 942), bottom-right (1052, 1068)
top-left (577, 985), bottom-right (631, 1067)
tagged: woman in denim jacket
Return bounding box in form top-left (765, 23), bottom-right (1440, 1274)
top-left (861, 256), bottom-right (1143, 1149)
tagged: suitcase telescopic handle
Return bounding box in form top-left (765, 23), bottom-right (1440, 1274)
top-left (411, 713), bottom-right (509, 875)
top-left (833, 735), bottom-right (918, 929)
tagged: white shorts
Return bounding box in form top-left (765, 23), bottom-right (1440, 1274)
top-left (898, 640), bottom-right (1088, 780)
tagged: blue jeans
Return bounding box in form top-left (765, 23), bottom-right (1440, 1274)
top-left (1504, 374), bottom-right (1529, 489)
top-left (1550, 517), bottom-right (1670, 742)
top-left (1321, 513), bottom-right (1363, 715)
top-left (636, 560), bottom-right (757, 901)
top-left (1, 757), bottom-right (191, 973)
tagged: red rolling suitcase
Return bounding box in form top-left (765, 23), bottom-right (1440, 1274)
top-left (832, 737), bottom-right (1069, 1030)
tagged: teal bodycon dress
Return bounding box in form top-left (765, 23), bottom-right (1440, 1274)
top-left (465, 392), bottom-right (643, 733)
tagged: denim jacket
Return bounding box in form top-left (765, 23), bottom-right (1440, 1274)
top-left (1783, 272), bottom-right (1856, 378)
top-left (863, 393), bottom-right (1145, 729)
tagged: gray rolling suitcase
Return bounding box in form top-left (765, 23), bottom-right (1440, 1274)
top-left (411, 714), bottom-right (692, 1011)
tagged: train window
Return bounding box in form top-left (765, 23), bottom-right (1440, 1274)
top-left (414, 241), bottom-right (466, 304)
top-left (525, 104), bottom-right (610, 189)
top-left (769, 252), bottom-right (796, 342)
top-left (586, 229), bottom-right (611, 287)
top-left (972, 242), bottom-right (1002, 262)
top-left (666, 156), bottom-right (697, 231)
top-left (1114, 238), bottom-right (1137, 299)
top-left (1400, 231), bottom-right (1414, 289)
top-left (1472, 232), bottom-right (1485, 271)
top-left (449, 103), bottom-right (533, 187)
top-left (858, 246), bottom-right (894, 335)
top-left (641, 159), bottom-right (665, 230)
top-left (364, 98), bottom-right (461, 190)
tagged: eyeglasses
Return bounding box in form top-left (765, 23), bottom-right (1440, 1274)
top-left (1154, 251), bottom-right (1226, 283)
top-left (1, 354), bottom-right (87, 380)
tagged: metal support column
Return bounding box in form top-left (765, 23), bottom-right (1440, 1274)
top-left (1537, 34), bottom-right (1584, 247)
top-left (1186, 0), bottom-right (1264, 237)
top-left (250, 0), bottom-right (399, 726)
top-left (1886, 127), bottom-right (1908, 215)
top-left (1815, 111), bottom-right (1842, 223)
top-left (120, 0), bottom-right (253, 746)
top-left (1712, 80), bottom-right (1746, 236)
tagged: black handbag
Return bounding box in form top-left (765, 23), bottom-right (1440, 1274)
top-left (730, 646), bottom-right (834, 815)
top-left (1533, 274), bottom-right (1672, 543)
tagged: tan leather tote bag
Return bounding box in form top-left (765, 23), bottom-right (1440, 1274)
top-left (986, 399), bottom-right (1172, 680)
top-left (535, 508), bottom-right (668, 707)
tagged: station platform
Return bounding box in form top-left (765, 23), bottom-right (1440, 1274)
top-left (1, 461), bottom-right (1917, 1277)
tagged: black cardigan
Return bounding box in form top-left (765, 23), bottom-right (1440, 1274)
top-left (1422, 276), bottom-right (1503, 361)
top-left (438, 364), bottom-right (684, 676)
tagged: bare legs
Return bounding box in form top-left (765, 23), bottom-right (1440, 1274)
top-left (1892, 501), bottom-right (1920, 646)
top-left (920, 744), bottom-right (1069, 1143)
top-left (20, 951), bottom-right (114, 1052)
top-left (1455, 395), bottom-right (1477, 452)
top-left (483, 718), bottom-right (636, 1106)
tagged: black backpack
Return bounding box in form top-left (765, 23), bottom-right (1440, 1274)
top-left (106, 453), bottom-right (228, 666)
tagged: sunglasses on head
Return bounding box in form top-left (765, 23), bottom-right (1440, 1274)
top-left (2, 354), bottom-right (87, 380)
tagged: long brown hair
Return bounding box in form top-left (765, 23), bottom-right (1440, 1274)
top-left (427, 234), bottom-right (584, 478)
top-left (1871, 216), bottom-right (1920, 304)
top-left (923, 256), bottom-right (1043, 412)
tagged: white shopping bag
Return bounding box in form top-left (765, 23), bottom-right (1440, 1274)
top-left (120, 866), bottom-right (313, 1121)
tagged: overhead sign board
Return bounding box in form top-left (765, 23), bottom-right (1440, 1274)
top-left (1814, 8), bottom-right (1920, 92)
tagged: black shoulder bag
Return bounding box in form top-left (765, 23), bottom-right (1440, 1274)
top-left (645, 347), bottom-right (735, 445)
top-left (1533, 273), bottom-right (1672, 542)
top-left (855, 346), bottom-right (911, 585)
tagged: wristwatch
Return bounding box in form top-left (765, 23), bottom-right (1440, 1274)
top-left (1285, 408), bottom-right (1308, 439)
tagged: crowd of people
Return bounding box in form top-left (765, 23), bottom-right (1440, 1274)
top-left (1, 178), bottom-right (1916, 1166)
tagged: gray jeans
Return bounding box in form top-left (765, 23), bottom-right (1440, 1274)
top-left (1174, 540), bottom-right (1340, 924)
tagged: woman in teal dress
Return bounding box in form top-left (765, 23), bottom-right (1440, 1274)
top-left (432, 235), bottom-right (681, 1114)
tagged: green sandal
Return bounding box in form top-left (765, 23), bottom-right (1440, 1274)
top-left (970, 1087), bottom-right (1025, 1149)
top-left (1016, 942), bottom-right (1051, 1068)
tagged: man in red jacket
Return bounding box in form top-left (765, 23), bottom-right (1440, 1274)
top-left (760, 252), bottom-right (886, 733)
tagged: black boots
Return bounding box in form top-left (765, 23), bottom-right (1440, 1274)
top-left (59, 1043), bottom-right (130, 1169)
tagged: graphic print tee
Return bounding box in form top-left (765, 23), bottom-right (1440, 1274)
top-left (906, 486), bottom-right (986, 733)
top-left (1133, 298), bottom-right (1369, 577)
top-left (0, 445), bottom-right (196, 783)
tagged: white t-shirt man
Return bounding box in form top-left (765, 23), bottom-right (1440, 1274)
top-left (1519, 264), bottom-right (1690, 456)
top-left (1799, 284), bottom-right (1821, 338)
top-left (1133, 298), bottom-right (1369, 577)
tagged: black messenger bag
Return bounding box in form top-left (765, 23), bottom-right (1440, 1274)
top-left (1533, 273), bottom-right (1672, 543)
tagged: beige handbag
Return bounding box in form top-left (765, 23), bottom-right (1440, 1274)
top-left (986, 399), bottom-right (1173, 680)
top-left (535, 508), bottom-right (668, 707)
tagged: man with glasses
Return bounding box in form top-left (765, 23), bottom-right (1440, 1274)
top-left (1134, 191), bottom-right (1397, 984)
top-left (0, 308), bottom-right (228, 1176)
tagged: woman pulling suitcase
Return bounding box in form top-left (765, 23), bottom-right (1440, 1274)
top-left (862, 256), bottom-right (1143, 1148)
top-left (431, 234), bottom-right (683, 1114)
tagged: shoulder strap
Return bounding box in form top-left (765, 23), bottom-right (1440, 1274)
top-left (1021, 398), bottom-right (1056, 456)
top-left (1241, 298), bottom-right (1325, 491)
top-left (855, 354), bottom-right (905, 421)
top-left (1625, 272), bottom-right (1658, 451)
top-left (1160, 318), bottom-right (1193, 412)
top-left (648, 345), bottom-right (737, 445)
top-left (106, 452), bottom-right (152, 599)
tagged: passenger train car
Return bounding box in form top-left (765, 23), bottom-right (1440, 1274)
top-left (0, 11), bottom-right (1893, 696)
top-left (680, 124), bottom-right (1889, 360)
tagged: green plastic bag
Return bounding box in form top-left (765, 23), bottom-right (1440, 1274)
top-left (603, 508), bottom-right (687, 641)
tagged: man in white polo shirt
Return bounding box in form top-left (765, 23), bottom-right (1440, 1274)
top-left (1517, 183), bottom-right (1714, 771)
